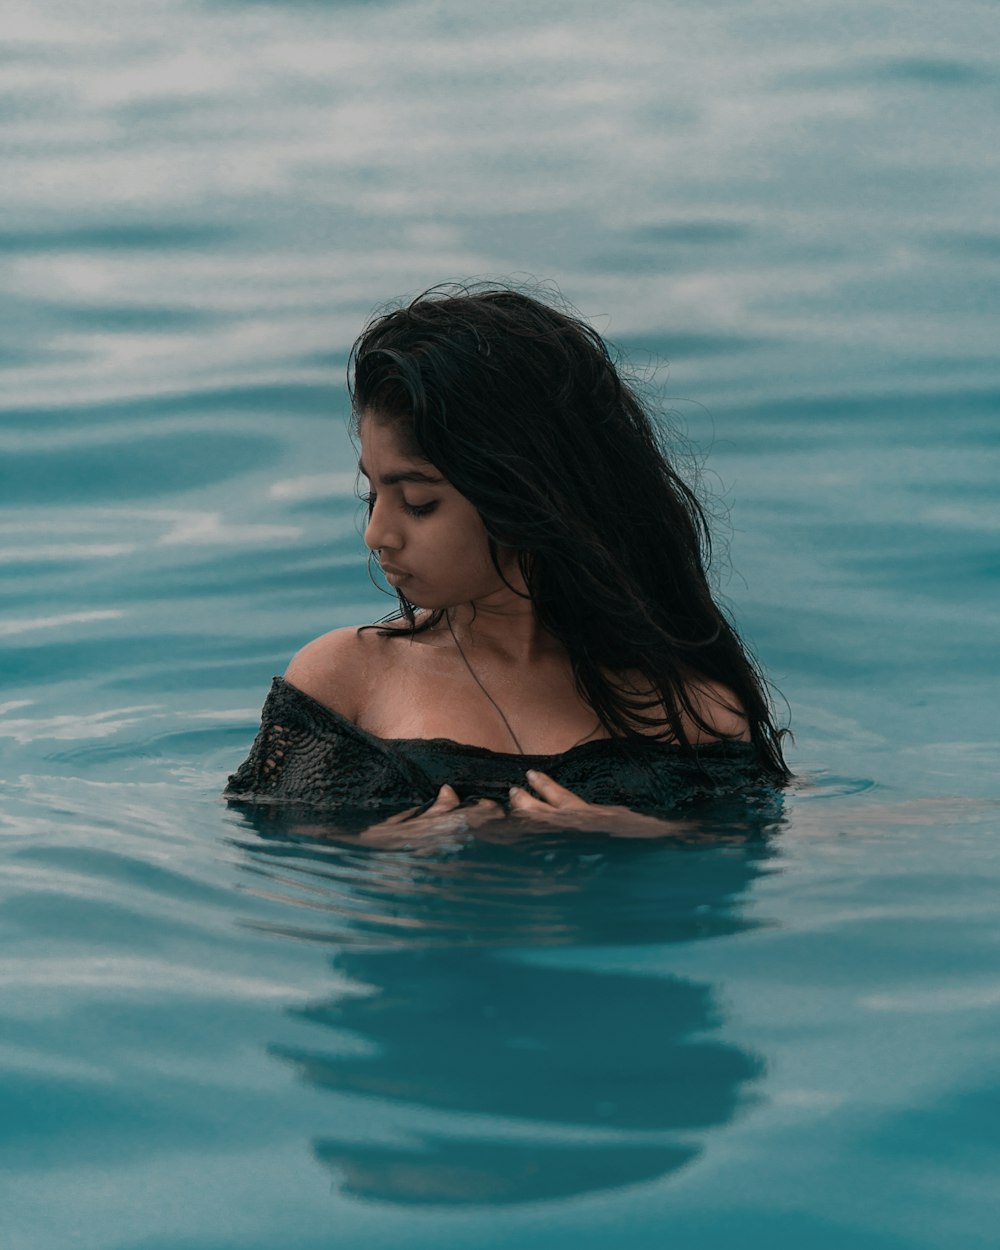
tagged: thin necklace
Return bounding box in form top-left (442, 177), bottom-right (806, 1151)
top-left (445, 612), bottom-right (526, 754)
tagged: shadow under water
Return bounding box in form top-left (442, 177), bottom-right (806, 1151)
top-left (227, 810), bottom-right (778, 1206)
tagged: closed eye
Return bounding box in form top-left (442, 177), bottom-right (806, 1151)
top-left (362, 491), bottom-right (437, 519)
top-left (403, 500), bottom-right (437, 518)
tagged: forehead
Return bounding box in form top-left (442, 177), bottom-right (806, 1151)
top-left (357, 418), bottom-right (446, 486)
top-left (358, 417), bottom-right (417, 461)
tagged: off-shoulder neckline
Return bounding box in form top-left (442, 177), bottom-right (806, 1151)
top-left (272, 675), bottom-right (756, 765)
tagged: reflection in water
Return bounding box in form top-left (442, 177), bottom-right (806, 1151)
top-left (229, 812), bottom-right (778, 1206)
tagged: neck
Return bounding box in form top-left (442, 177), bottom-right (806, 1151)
top-left (443, 596), bottom-right (558, 665)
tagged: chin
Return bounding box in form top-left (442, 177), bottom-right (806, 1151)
top-left (407, 580), bottom-right (504, 612)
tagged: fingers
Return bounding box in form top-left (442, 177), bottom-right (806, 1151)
top-left (399, 775), bottom-right (585, 824)
top-left (462, 797), bottom-right (504, 824)
top-left (508, 784), bottom-right (550, 813)
top-left (382, 784), bottom-right (459, 825)
top-left (430, 786), bottom-right (508, 822)
top-left (520, 769), bottom-right (589, 810)
top-left (382, 803), bottom-right (424, 826)
top-left (361, 790), bottom-right (504, 846)
top-left (427, 783), bottom-right (461, 810)
top-left (396, 786), bottom-right (502, 830)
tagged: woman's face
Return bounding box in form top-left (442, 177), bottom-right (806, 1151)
top-left (358, 416), bottom-right (517, 610)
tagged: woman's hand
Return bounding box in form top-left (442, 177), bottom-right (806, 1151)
top-left (356, 773), bottom-right (699, 847)
top-left (508, 769), bottom-right (698, 840)
top-left (358, 784), bottom-right (504, 848)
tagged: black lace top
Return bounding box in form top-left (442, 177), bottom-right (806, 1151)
top-left (224, 677), bottom-right (773, 818)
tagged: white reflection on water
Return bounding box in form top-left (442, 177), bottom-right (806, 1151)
top-left (0, 544), bottom-right (137, 563)
top-left (157, 512), bottom-right (302, 545)
top-left (0, 956), bottom-right (310, 1002)
top-left (0, 609), bottom-right (126, 637)
top-left (0, 703), bottom-right (160, 742)
top-left (862, 985), bottom-right (1000, 1013)
top-left (268, 472), bottom-right (358, 501)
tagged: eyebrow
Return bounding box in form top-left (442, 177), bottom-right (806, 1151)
top-left (357, 461), bottom-right (446, 487)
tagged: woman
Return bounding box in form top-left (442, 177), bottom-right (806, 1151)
top-left (226, 284), bottom-right (789, 837)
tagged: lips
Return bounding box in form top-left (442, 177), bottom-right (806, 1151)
top-left (379, 562), bottom-right (409, 580)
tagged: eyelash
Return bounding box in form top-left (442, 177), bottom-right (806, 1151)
top-left (363, 492), bottom-right (437, 519)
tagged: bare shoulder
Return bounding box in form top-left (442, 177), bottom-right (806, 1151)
top-left (615, 667), bottom-right (751, 744)
top-left (682, 678), bottom-right (751, 744)
top-left (284, 624), bottom-right (403, 722)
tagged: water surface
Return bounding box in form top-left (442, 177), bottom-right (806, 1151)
top-left (2, 1), bottom-right (999, 1247)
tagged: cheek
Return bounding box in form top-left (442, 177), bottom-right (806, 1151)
top-left (434, 505), bottom-right (486, 553)
top-left (425, 514), bottom-right (497, 581)
top-left (445, 534), bottom-right (495, 579)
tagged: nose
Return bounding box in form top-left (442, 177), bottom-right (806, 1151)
top-left (363, 496), bottom-right (402, 555)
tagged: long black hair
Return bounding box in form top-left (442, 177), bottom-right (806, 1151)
top-left (349, 283), bottom-right (789, 780)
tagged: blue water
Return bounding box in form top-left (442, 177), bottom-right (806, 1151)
top-left (2, 1), bottom-right (999, 1246)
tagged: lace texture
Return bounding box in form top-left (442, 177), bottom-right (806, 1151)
top-left (225, 677), bottom-right (773, 816)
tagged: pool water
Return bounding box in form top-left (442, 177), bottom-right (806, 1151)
top-left (2, 2), bottom-right (999, 1246)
